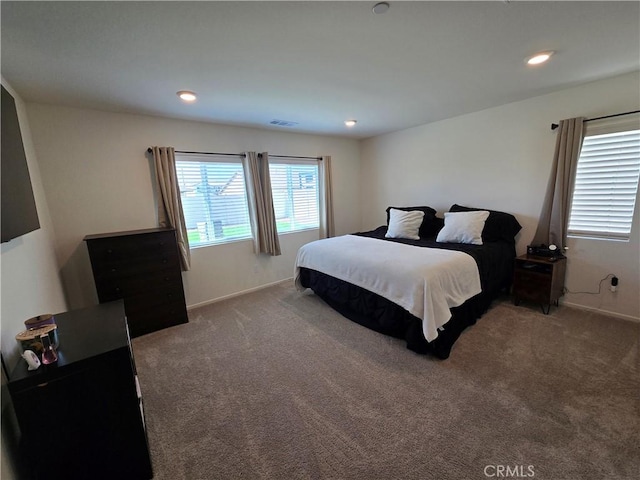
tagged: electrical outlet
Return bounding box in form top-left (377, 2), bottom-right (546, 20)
top-left (610, 276), bottom-right (619, 292)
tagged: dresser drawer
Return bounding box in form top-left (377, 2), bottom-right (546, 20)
top-left (126, 301), bottom-right (189, 337)
top-left (92, 253), bottom-right (180, 282)
top-left (86, 231), bottom-right (178, 264)
top-left (96, 269), bottom-right (183, 302)
top-left (124, 287), bottom-right (186, 314)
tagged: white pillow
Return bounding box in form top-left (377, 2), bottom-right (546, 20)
top-left (385, 208), bottom-right (425, 240)
top-left (436, 210), bottom-right (490, 245)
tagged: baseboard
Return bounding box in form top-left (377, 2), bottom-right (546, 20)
top-left (561, 300), bottom-right (640, 323)
top-left (186, 277), bottom-right (293, 311)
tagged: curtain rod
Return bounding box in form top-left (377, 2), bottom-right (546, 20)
top-left (260, 153), bottom-right (322, 161)
top-left (146, 148), bottom-right (321, 160)
top-left (146, 148), bottom-right (241, 157)
top-left (550, 110), bottom-right (640, 131)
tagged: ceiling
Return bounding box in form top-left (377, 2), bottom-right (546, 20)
top-left (2, 1), bottom-right (639, 139)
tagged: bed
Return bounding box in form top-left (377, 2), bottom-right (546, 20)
top-left (294, 204), bottom-right (522, 359)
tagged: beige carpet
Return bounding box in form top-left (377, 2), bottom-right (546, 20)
top-left (132, 280), bottom-right (639, 480)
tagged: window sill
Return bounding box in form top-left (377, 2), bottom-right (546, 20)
top-left (567, 234), bottom-right (630, 243)
top-left (188, 228), bottom-right (320, 250)
top-left (277, 227), bottom-right (319, 237)
top-left (189, 237), bottom-right (253, 250)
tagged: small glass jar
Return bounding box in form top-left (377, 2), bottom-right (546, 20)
top-left (40, 333), bottom-right (58, 364)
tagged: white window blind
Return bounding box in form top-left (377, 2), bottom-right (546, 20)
top-left (175, 154), bottom-right (252, 247)
top-left (268, 159), bottom-right (319, 234)
top-left (568, 129), bottom-right (640, 240)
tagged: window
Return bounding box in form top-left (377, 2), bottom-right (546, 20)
top-left (175, 154), bottom-right (252, 247)
top-left (568, 128), bottom-right (640, 240)
top-left (269, 159), bottom-right (319, 234)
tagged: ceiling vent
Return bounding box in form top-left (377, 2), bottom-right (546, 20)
top-left (270, 119), bottom-right (298, 127)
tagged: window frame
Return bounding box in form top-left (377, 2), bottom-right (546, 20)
top-left (567, 116), bottom-right (640, 242)
top-left (268, 156), bottom-right (321, 235)
top-left (175, 152), bottom-right (253, 249)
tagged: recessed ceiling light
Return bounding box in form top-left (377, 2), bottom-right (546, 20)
top-left (345, 120), bottom-right (357, 127)
top-left (526, 51), bottom-right (554, 65)
top-left (177, 90), bottom-right (197, 102)
top-left (372, 2), bottom-right (390, 14)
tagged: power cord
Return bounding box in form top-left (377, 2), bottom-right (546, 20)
top-left (564, 273), bottom-right (617, 295)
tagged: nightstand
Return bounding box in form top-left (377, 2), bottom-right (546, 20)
top-left (512, 254), bottom-right (567, 314)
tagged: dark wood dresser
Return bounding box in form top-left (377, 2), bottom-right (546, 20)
top-left (84, 227), bottom-right (188, 337)
top-left (8, 301), bottom-right (153, 479)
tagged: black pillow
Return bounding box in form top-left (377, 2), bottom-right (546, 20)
top-left (449, 204), bottom-right (522, 243)
top-left (386, 206), bottom-right (441, 237)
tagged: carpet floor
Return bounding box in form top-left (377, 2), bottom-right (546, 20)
top-left (132, 280), bottom-right (639, 480)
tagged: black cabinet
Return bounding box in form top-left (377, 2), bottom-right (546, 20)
top-left (84, 227), bottom-right (188, 337)
top-left (7, 301), bottom-right (153, 479)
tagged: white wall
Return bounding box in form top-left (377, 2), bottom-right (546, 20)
top-left (25, 105), bottom-right (361, 310)
top-left (361, 71), bottom-right (640, 320)
top-left (0, 80), bottom-right (67, 367)
top-left (0, 79), bottom-right (67, 480)
top-left (15, 72), bottom-right (640, 322)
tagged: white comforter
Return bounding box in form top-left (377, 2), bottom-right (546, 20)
top-left (294, 235), bottom-right (481, 342)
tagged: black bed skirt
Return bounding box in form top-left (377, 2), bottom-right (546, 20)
top-left (298, 267), bottom-right (498, 359)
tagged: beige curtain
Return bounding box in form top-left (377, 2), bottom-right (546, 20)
top-left (319, 155), bottom-right (335, 238)
top-left (532, 117), bottom-right (585, 249)
top-left (151, 146), bottom-right (191, 271)
top-left (243, 152), bottom-right (281, 256)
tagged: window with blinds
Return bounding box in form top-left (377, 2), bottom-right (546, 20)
top-left (568, 129), bottom-right (640, 240)
top-left (175, 154), bottom-right (252, 247)
top-left (268, 160), bottom-right (319, 234)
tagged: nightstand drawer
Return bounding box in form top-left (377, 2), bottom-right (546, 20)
top-left (515, 261), bottom-right (553, 274)
top-left (514, 270), bottom-right (553, 292)
top-left (513, 274), bottom-right (553, 302)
